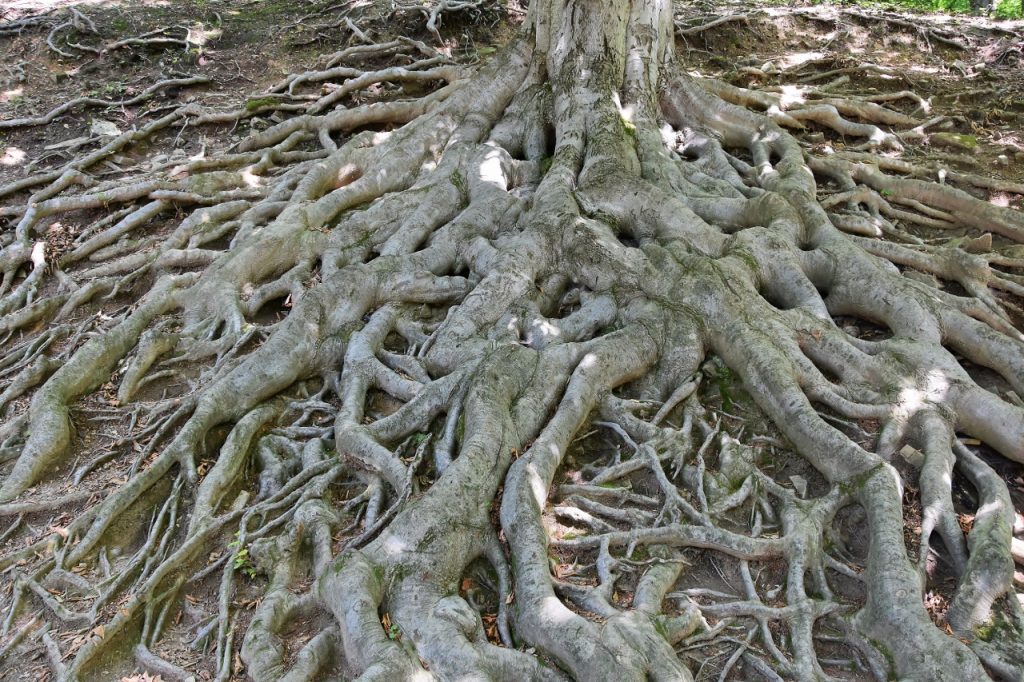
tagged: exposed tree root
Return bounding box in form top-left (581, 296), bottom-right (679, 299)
top-left (2, 0), bottom-right (1024, 680)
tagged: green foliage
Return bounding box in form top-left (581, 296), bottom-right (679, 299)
top-left (706, 361), bottom-right (736, 411)
top-left (833, 0), bottom-right (1021, 18)
top-left (228, 535), bottom-right (257, 578)
top-left (991, 0), bottom-right (1023, 18)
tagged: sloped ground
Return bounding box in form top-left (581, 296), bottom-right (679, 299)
top-left (679, 2), bottom-right (1024, 206)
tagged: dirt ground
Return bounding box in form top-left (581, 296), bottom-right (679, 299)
top-left (2, 0), bottom-right (1024, 680)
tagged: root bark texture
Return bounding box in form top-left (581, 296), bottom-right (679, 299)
top-left (3, 1), bottom-right (1024, 680)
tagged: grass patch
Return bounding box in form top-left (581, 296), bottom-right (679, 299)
top-left (811, 0), bottom-right (1021, 19)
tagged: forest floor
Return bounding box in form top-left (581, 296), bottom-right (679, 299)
top-left (1, 0), bottom-right (1024, 680)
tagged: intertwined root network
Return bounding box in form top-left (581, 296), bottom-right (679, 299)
top-left (2, 1), bottom-right (1024, 680)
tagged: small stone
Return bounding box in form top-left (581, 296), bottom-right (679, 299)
top-left (997, 154), bottom-right (1010, 167)
top-left (899, 444), bottom-right (924, 467)
top-left (90, 119), bottom-right (121, 137)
